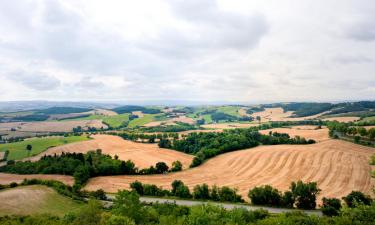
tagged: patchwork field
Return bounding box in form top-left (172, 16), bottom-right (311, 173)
top-left (144, 116), bottom-right (195, 127)
top-left (322, 117), bottom-right (360, 122)
top-left (85, 139), bottom-right (374, 203)
top-left (0, 185), bottom-right (83, 216)
top-left (0, 135), bottom-right (90, 160)
top-left (0, 173), bottom-right (74, 186)
top-left (201, 123), bottom-right (259, 129)
top-left (27, 135), bottom-right (193, 169)
top-left (251, 107), bottom-right (329, 122)
top-left (0, 120), bottom-right (107, 132)
top-left (259, 125), bottom-right (330, 142)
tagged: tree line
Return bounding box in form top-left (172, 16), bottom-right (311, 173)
top-left (159, 128), bottom-right (315, 167)
top-left (130, 180), bottom-right (244, 203)
top-left (0, 150), bottom-right (181, 187)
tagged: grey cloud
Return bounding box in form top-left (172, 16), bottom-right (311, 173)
top-left (333, 55), bottom-right (373, 64)
top-left (9, 71), bottom-right (61, 90)
top-left (346, 20), bottom-right (375, 41)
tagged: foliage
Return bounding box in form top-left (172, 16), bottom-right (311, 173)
top-left (343, 191), bottom-right (373, 208)
top-left (281, 102), bottom-right (333, 117)
top-left (321, 197), bottom-right (342, 216)
top-left (169, 128), bottom-right (315, 167)
top-left (36, 107), bottom-right (91, 115)
top-left (171, 160), bottom-right (182, 172)
top-left (290, 181), bottom-right (321, 210)
top-left (248, 185), bottom-right (282, 206)
top-left (112, 105), bottom-right (161, 114)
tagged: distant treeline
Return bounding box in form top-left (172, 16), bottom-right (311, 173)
top-left (112, 105), bottom-right (161, 114)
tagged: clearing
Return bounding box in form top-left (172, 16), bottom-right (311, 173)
top-left (85, 138), bottom-right (374, 203)
top-left (0, 185), bottom-right (83, 216)
top-left (0, 135), bottom-right (90, 160)
top-left (27, 135), bottom-right (193, 169)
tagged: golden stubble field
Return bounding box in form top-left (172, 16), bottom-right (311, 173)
top-left (27, 135), bottom-right (193, 169)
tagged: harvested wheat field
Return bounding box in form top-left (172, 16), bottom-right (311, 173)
top-left (0, 185), bottom-right (83, 216)
top-left (0, 173), bottom-right (74, 186)
top-left (259, 125), bottom-right (330, 142)
top-left (0, 120), bottom-right (107, 132)
top-left (322, 117), bottom-right (360, 122)
top-left (251, 108), bottom-right (327, 122)
top-left (201, 123), bottom-right (259, 129)
top-left (27, 135), bottom-right (193, 169)
top-left (85, 139), bottom-right (374, 203)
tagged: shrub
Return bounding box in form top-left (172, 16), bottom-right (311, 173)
top-left (321, 197), bottom-right (341, 216)
top-left (343, 191), bottom-right (372, 208)
top-left (130, 181), bottom-right (144, 195)
top-left (155, 162), bottom-right (169, 174)
top-left (281, 191), bottom-right (295, 208)
top-left (9, 182), bottom-right (18, 188)
top-left (248, 185), bottom-right (282, 206)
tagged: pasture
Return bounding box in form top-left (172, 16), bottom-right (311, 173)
top-left (0, 185), bottom-right (83, 216)
top-left (0, 135), bottom-right (90, 160)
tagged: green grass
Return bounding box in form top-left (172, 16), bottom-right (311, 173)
top-left (102, 113), bottom-right (130, 128)
top-left (64, 113), bottom-right (130, 128)
top-left (0, 185), bottom-right (84, 216)
top-left (128, 114), bottom-right (160, 128)
top-left (363, 116), bottom-right (375, 122)
top-left (201, 114), bottom-right (213, 124)
top-left (216, 106), bottom-right (241, 117)
top-left (0, 135), bottom-right (90, 160)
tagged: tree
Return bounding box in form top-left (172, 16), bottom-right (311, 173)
top-left (73, 165), bottom-right (90, 186)
top-left (73, 200), bottom-right (102, 225)
top-left (193, 184), bottom-right (210, 200)
top-left (112, 190), bottom-right (144, 224)
top-left (248, 185), bottom-right (282, 206)
top-left (155, 162), bottom-right (169, 174)
top-left (171, 180), bottom-right (191, 198)
top-left (343, 191), bottom-right (372, 208)
top-left (290, 181), bottom-right (320, 210)
top-left (130, 181), bottom-right (144, 195)
top-left (171, 160), bottom-right (182, 172)
top-left (281, 191), bottom-right (295, 208)
top-left (104, 215), bottom-right (136, 225)
top-left (26, 144), bottom-right (32, 155)
top-left (321, 197), bottom-right (342, 217)
top-left (256, 116), bottom-right (261, 124)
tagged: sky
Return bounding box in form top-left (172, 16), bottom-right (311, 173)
top-left (0, 0), bottom-right (374, 104)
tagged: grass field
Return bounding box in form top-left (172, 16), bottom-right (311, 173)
top-left (127, 114), bottom-right (159, 128)
top-left (216, 106), bottom-right (241, 117)
top-left (0, 185), bottom-right (84, 216)
top-left (0, 135), bottom-right (90, 160)
top-left (65, 113), bottom-right (130, 128)
top-left (363, 116), bottom-right (375, 122)
top-left (201, 114), bottom-right (213, 123)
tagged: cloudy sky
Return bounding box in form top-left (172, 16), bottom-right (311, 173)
top-left (0, 0), bottom-right (374, 104)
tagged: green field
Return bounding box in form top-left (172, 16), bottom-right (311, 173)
top-left (0, 185), bottom-right (84, 216)
top-left (127, 114), bottom-right (159, 128)
top-left (201, 114), bottom-right (213, 123)
top-left (363, 116), bottom-right (375, 122)
top-left (0, 135), bottom-right (90, 160)
top-left (216, 106), bottom-right (241, 117)
top-left (65, 113), bottom-right (130, 128)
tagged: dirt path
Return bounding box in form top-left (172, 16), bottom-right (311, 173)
top-left (27, 135), bottom-right (193, 169)
top-left (84, 139), bottom-right (374, 203)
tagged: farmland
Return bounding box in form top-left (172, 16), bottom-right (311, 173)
top-left (27, 134), bottom-right (193, 169)
top-left (85, 138), bottom-right (374, 202)
top-left (0, 185), bottom-right (83, 216)
top-left (0, 135), bottom-right (90, 160)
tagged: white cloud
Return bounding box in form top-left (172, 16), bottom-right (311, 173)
top-left (0, 0), bottom-right (374, 103)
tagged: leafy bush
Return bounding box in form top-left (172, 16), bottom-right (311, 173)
top-left (248, 185), bottom-right (282, 206)
top-left (321, 197), bottom-right (341, 216)
top-left (290, 181), bottom-right (320, 210)
top-left (343, 191), bottom-right (372, 208)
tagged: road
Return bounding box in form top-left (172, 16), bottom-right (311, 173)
top-left (105, 195), bottom-right (322, 216)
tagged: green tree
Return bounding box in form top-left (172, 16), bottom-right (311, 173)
top-left (193, 184), bottom-right (210, 200)
top-left (155, 162), bottom-right (169, 174)
top-left (343, 191), bottom-right (372, 208)
top-left (73, 165), bottom-right (90, 186)
top-left (171, 160), bottom-right (182, 172)
top-left (73, 200), bottom-right (102, 225)
top-left (130, 180), bottom-right (144, 195)
top-left (112, 190), bottom-right (144, 224)
top-left (321, 197), bottom-right (342, 217)
top-left (248, 185), bottom-right (282, 206)
top-left (290, 181), bottom-right (320, 210)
